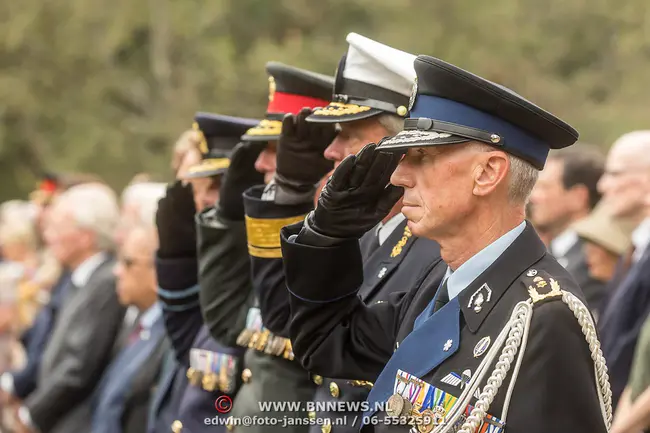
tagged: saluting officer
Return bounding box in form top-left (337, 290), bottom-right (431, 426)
top-left (196, 62), bottom-right (334, 433)
top-left (257, 33), bottom-right (445, 433)
top-left (152, 113), bottom-right (259, 433)
top-left (280, 55), bottom-right (611, 433)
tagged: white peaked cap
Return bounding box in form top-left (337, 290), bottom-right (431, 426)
top-left (343, 32), bottom-right (416, 98)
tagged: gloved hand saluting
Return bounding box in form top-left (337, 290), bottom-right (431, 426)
top-left (217, 141), bottom-right (265, 221)
top-left (273, 107), bottom-right (336, 204)
top-left (156, 180), bottom-right (197, 259)
top-left (306, 142), bottom-right (403, 240)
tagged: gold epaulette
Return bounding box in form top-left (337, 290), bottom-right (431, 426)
top-left (523, 269), bottom-right (563, 305)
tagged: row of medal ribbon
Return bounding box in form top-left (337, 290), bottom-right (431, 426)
top-left (187, 348), bottom-right (239, 394)
top-left (236, 307), bottom-right (295, 360)
top-left (390, 369), bottom-right (505, 433)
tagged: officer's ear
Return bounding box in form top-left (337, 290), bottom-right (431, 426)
top-left (472, 150), bottom-right (509, 198)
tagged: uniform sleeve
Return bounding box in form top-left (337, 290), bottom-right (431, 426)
top-left (505, 299), bottom-right (608, 433)
top-left (281, 222), bottom-right (417, 381)
top-left (196, 208), bottom-right (254, 346)
top-left (156, 255), bottom-right (203, 366)
top-left (25, 275), bottom-right (125, 430)
top-left (243, 185), bottom-right (313, 337)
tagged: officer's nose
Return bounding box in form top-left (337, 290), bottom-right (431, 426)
top-left (390, 157), bottom-right (413, 189)
top-left (323, 137), bottom-right (347, 165)
top-left (255, 148), bottom-right (277, 175)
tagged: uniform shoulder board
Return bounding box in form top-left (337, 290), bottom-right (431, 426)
top-left (521, 268), bottom-right (563, 306)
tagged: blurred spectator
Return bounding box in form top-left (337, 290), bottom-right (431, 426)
top-left (171, 130), bottom-right (202, 180)
top-left (572, 203), bottom-right (636, 308)
top-left (14, 184), bottom-right (126, 433)
top-left (29, 172), bottom-right (105, 241)
top-left (529, 145), bottom-right (606, 311)
top-left (596, 130), bottom-right (650, 409)
top-left (90, 219), bottom-right (168, 433)
top-left (115, 182), bottom-right (167, 247)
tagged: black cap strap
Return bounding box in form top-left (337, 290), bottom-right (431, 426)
top-left (404, 118), bottom-right (503, 146)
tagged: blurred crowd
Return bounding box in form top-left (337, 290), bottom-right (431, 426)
top-left (0, 125), bottom-right (648, 433)
top-left (0, 37), bottom-right (650, 433)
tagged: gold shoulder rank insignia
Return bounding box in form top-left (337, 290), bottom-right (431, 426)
top-left (390, 226), bottom-right (413, 258)
top-left (528, 276), bottom-right (562, 304)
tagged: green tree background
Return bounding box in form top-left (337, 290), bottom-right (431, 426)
top-left (1, 0), bottom-right (649, 200)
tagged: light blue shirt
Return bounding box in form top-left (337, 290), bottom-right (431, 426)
top-left (445, 221), bottom-right (527, 300)
top-left (140, 302), bottom-right (163, 331)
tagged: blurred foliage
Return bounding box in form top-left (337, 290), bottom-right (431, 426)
top-left (1, 0), bottom-right (650, 200)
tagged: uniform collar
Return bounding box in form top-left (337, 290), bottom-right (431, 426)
top-left (457, 221), bottom-right (547, 333)
top-left (376, 213), bottom-right (406, 246)
top-left (550, 229), bottom-right (579, 258)
top-left (445, 221), bottom-right (526, 300)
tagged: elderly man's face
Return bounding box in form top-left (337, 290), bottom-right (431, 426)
top-left (43, 203), bottom-right (93, 267)
top-left (323, 118), bottom-right (390, 167)
top-left (254, 141), bottom-right (278, 184)
top-left (390, 144), bottom-right (488, 238)
top-left (114, 228), bottom-right (157, 309)
top-left (597, 145), bottom-right (650, 218)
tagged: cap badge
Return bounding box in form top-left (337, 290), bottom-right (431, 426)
top-left (268, 76), bottom-right (276, 102)
top-left (192, 121), bottom-right (209, 154)
top-left (408, 77), bottom-right (418, 111)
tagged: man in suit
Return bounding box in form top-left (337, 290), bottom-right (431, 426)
top-left (245, 34), bottom-right (443, 433)
top-left (596, 131), bottom-right (650, 409)
top-left (90, 222), bottom-right (168, 433)
top-left (14, 184), bottom-right (126, 433)
top-left (529, 146), bottom-right (606, 314)
top-left (280, 55), bottom-right (609, 432)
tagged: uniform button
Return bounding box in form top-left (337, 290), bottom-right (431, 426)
top-left (329, 382), bottom-right (340, 398)
top-left (226, 418), bottom-right (235, 431)
top-left (322, 423), bottom-right (332, 433)
top-left (308, 411), bottom-right (316, 420)
top-left (242, 368), bottom-right (252, 383)
top-left (313, 375), bottom-right (323, 386)
top-left (171, 420), bottom-right (183, 433)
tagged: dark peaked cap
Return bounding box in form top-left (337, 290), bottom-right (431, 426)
top-left (241, 62), bottom-right (334, 141)
top-left (379, 55), bottom-right (579, 169)
top-left (184, 112), bottom-right (259, 179)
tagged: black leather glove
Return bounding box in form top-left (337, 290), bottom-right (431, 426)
top-left (274, 108), bottom-right (336, 204)
top-left (306, 142), bottom-right (403, 240)
top-left (156, 180), bottom-right (197, 258)
top-left (218, 141), bottom-right (265, 221)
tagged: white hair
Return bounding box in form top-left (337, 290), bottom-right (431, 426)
top-left (56, 184), bottom-right (120, 251)
top-left (469, 142), bottom-right (538, 205)
top-left (121, 182), bottom-right (167, 229)
top-left (507, 154), bottom-right (539, 204)
top-left (0, 200), bottom-right (37, 226)
top-left (377, 114), bottom-right (405, 136)
top-left (0, 218), bottom-right (38, 251)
